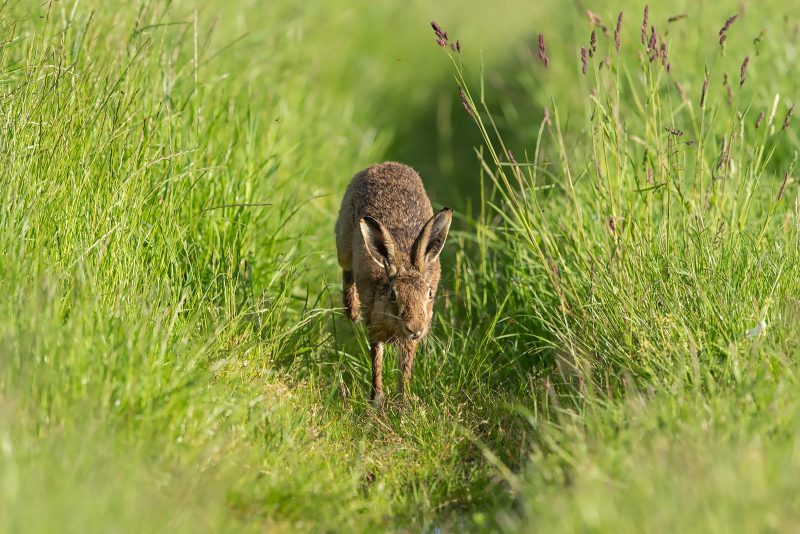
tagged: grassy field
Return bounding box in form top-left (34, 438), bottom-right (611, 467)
top-left (1, 0), bottom-right (799, 531)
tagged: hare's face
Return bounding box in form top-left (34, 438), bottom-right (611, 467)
top-left (376, 270), bottom-right (434, 341)
top-left (359, 207), bottom-right (452, 342)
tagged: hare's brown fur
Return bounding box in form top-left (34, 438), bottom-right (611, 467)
top-left (335, 162), bottom-right (452, 406)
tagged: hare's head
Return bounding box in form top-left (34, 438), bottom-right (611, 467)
top-left (359, 208), bottom-right (452, 341)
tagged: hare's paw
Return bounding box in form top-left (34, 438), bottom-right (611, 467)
top-left (345, 300), bottom-right (360, 322)
top-left (370, 390), bottom-right (385, 408)
top-left (342, 270), bottom-right (360, 322)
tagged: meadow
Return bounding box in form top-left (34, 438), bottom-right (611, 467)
top-left (1, 0), bottom-right (799, 531)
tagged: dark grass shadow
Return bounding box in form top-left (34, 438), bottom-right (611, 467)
top-left (381, 88), bottom-right (485, 213)
top-left (380, 63), bottom-right (547, 218)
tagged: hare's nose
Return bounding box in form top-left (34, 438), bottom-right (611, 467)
top-left (404, 324), bottom-right (423, 340)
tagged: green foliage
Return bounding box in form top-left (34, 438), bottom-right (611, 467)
top-left (442, 0), bottom-right (800, 530)
top-left (1, 0), bottom-right (799, 532)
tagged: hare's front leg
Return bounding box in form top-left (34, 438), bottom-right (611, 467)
top-left (342, 270), bottom-right (360, 321)
top-left (370, 341), bottom-right (385, 407)
top-left (397, 340), bottom-right (418, 406)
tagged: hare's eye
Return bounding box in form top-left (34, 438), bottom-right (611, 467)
top-left (389, 287), bottom-right (397, 302)
top-left (428, 286), bottom-right (433, 299)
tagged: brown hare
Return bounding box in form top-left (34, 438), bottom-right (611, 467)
top-left (335, 162), bottom-right (452, 406)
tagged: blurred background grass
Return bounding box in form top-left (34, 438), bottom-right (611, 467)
top-left (1, 0), bottom-right (799, 532)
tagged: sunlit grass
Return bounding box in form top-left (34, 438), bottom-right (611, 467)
top-left (437, 0), bottom-right (800, 530)
top-left (1, 0), bottom-right (799, 532)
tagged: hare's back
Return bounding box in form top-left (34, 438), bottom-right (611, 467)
top-left (351, 162), bottom-right (433, 248)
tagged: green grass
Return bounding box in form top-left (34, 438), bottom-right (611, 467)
top-left (1, 0), bottom-right (799, 532)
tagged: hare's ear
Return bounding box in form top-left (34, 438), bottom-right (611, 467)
top-left (411, 207), bottom-right (453, 270)
top-left (359, 216), bottom-right (398, 276)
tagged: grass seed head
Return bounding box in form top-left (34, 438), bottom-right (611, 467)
top-left (431, 21), bottom-right (448, 47)
top-left (587, 10), bottom-right (603, 26)
top-left (700, 76), bottom-right (709, 108)
top-left (459, 88), bottom-right (475, 119)
top-left (581, 47), bottom-right (588, 74)
top-left (723, 74), bottom-right (734, 105)
top-left (779, 170), bottom-right (790, 200)
top-left (614, 12), bottom-right (623, 51)
top-left (538, 33), bottom-right (549, 67)
top-left (718, 137), bottom-right (730, 170)
top-left (740, 56), bottom-right (750, 86)
top-left (641, 5), bottom-right (649, 45)
top-left (784, 104), bottom-right (794, 129)
top-left (756, 111), bottom-right (765, 129)
top-left (719, 14), bottom-right (738, 45)
top-left (719, 15), bottom-right (738, 36)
